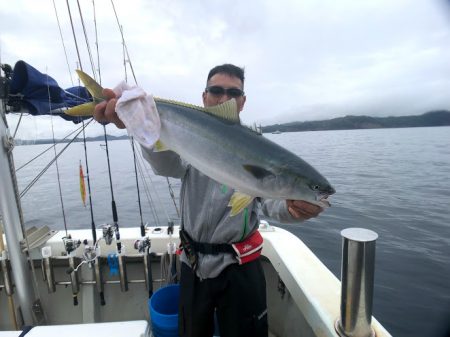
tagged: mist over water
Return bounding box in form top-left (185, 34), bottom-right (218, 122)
top-left (12, 126), bottom-right (450, 337)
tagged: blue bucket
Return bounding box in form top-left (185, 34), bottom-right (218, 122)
top-left (149, 284), bottom-right (180, 337)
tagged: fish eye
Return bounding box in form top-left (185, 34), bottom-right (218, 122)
top-left (312, 185), bottom-right (320, 190)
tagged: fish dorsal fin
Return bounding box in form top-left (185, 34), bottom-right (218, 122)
top-left (204, 99), bottom-right (240, 123)
top-left (154, 97), bottom-right (205, 111)
top-left (155, 97), bottom-right (240, 123)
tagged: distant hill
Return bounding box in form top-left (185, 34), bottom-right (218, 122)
top-left (14, 110), bottom-right (450, 145)
top-left (262, 110), bottom-right (450, 133)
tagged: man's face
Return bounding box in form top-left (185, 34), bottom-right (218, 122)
top-left (202, 73), bottom-right (246, 113)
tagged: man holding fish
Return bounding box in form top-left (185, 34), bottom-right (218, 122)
top-left (91, 64), bottom-right (333, 337)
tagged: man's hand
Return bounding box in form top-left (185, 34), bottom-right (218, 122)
top-left (286, 200), bottom-right (324, 220)
top-left (93, 88), bottom-right (126, 129)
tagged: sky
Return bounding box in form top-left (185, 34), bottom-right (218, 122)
top-left (1, 0), bottom-right (450, 139)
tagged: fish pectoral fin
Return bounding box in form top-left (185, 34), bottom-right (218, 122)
top-left (243, 164), bottom-right (276, 179)
top-left (153, 140), bottom-right (169, 152)
top-left (65, 102), bottom-right (97, 116)
top-left (204, 99), bottom-right (240, 123)
top-left (76, 69), bottom-right (105, 100)
top-left (228, 192), bottom-right (254, 216)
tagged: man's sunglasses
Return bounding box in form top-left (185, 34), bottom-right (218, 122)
top-left (205, 86), bottom-right (244, 98)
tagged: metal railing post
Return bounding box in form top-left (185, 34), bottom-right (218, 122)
top-left (335, 228), bottom-right (378, 337)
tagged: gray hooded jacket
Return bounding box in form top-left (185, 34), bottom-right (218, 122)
top-left (142, 147), bottom-right (302, 279)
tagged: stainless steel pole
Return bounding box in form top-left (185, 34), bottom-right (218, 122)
top-left (0, 95), bottom-right (37, 325)
top-left (335, 228), bottom-right (378, 337)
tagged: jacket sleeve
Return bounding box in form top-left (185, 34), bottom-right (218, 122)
top-left (260, 199), bottom-right (304, 224)
top-left (140, 145), bottom-right (187, 178)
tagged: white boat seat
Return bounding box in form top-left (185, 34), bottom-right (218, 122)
top-left (4, 320), bottom-right (149, 337)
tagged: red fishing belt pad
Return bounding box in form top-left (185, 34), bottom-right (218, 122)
top-left (232, 230), bottom-right (264, 265)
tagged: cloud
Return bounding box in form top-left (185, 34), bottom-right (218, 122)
top-left (1, 0), bottom-right (450, 137)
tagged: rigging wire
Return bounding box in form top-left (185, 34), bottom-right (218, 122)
top-left (15, 123), bottom-right (85, 172)
top-left (12, 112), bottom-right (23, 139)
top-left (19, 119), bottom-right (93, 199)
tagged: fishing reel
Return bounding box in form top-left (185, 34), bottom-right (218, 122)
top-left (102, 224), bottom-right (114, 245)
top-left (62, 235), bottom-right (81, 255)
top-left (134, 237), bottom-right (151, 254)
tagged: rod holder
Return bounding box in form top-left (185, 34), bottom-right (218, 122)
top-left (42, 257), bottom-right (56, 293)
top-left (118, 255), bottom-right (128, 292)
top-left (94, 256), bottom-right (105, 305)
top-left (68, 257), bottom-right (80, 306)
top-left (1, 257), bottom-right (14, 296)
top-left (335, 228), bottom-right (378, 337)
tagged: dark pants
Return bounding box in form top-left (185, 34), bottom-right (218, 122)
top-left (179, 258), bottom-right (268, 337)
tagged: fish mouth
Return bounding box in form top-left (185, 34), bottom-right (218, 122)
top-left (315, 190), bottom-right (334, 208)
top-left (317, 196), bottom-right (331, 208)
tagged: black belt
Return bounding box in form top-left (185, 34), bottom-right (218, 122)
top-left (180, 229), bottom-right (235, 256)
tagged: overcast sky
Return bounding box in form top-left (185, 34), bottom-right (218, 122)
top-left (1, 0), bottom-right (450, 139)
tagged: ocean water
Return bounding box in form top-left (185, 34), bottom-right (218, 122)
top-left (11, 126), bottom-right (450, 337)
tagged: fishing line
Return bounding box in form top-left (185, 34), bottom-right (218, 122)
top-left (135, 151), bottom-right (161, 226)
top-left (66, 0), bottom-right (83, 72)
top-left (92, 0), bottom-right (102, 84)
top-left (46, 71), bottom-right (68, 236)
top-left (134, 148), bottom-right (161, 224)
top-left (110, 0), bottom-right (138, 85)
top-left (53, 0), bottom-right (74, 86)
top-left (135, 145), bottom-right (173, 223)
top-left (76, 0), bottom-right (97, 79)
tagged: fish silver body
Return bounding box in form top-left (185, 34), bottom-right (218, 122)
top-left (155, 100), bottom-right (335, 206)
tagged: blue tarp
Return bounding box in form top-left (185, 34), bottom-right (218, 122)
top-left (9, 60), bottom-right (91, 123)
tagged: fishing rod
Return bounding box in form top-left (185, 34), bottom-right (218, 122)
top-left (131, 138), bottom-right (145, 237)
top-left (81, 119), bottom-right (96, 243)
top-left (102, 128), bottom-right (122, 254)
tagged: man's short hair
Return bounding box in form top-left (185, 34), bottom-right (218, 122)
top-left (207, 64), bottom-right (245, 87)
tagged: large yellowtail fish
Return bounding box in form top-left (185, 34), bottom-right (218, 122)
top-left (66, 71), bottom-right (335, 215)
